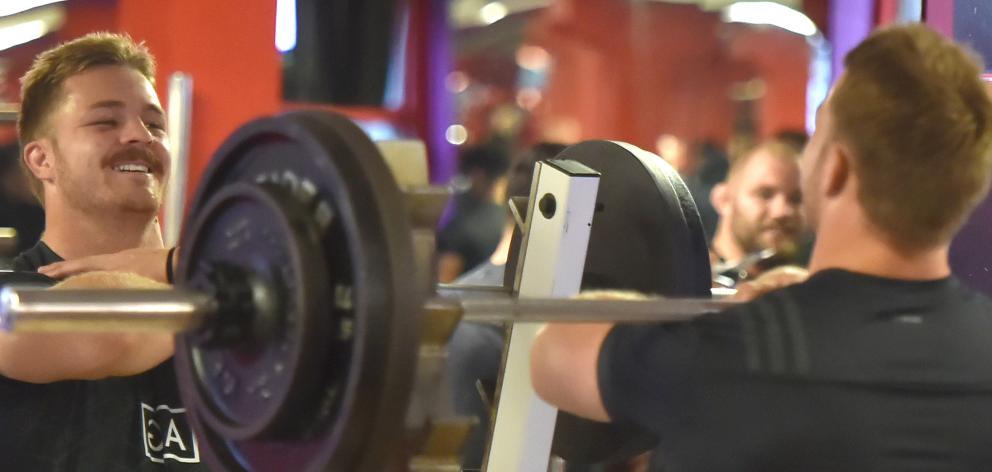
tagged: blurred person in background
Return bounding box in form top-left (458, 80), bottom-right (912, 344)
top-left (655, 134), bottom-right (693, 176)
top-left (682, 140), bottom-right (729, 240)
top-left (437, 139), bottom-right (512, 282)
top-left (709, 139), bottom-right (805, 285)
top-left (774, 128), bottom-right (810, 153)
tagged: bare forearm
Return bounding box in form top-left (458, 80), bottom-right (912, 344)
top-left (531, 323), bottom-right (613, 422)
top-left (0, 332), bottom-right (173, 383)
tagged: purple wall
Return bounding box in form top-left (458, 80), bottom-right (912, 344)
top-left (938, 0), bottom-right (992, 295)
top-left (951, 195), bottom-right (992, 295)
top-left (924, 0), bottom-right (955, 37)
top-left (829, 0), bottom-right (875, 82)
top-left (427, 0), bottom-right (457, 184)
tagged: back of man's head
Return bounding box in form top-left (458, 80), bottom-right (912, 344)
top-left (831, 24), bottom-right (992, 250)
top-left (17, 32), bottom-right (156, 203)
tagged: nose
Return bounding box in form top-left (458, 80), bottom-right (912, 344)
top-left (769, 194), bottom-right (799, 221)
top-left (121, 116), bottom-right (156, 145)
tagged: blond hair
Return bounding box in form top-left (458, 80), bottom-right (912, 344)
top-left (726, 139), bottom-right (800, 182)
top-left (831, 24), bottom-right (992, 250)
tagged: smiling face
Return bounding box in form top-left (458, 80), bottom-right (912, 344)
top-left (717, 144), bottom-right (804, 258)
top-left (34, 65), bottom-right (170, 215)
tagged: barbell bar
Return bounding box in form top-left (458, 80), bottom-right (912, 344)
top-left (0, 286), bottom-right (738, 333)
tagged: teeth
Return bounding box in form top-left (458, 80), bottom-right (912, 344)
top-left (114, 164), bottom-right (150, 173)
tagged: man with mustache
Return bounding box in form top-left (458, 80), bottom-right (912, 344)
top-left (531, 24), bottom-right (992, 470)
top-left (1, 33), bottom-right (206, 470)
top-left (708, 139), bottom-right (805, 284)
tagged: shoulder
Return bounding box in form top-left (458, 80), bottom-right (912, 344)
top-left (717, 288), bottom-right (812, 376)
top-left (950, 279), bottom-right (992, 307)
top-left (601, 306), bottom-right (752, 378)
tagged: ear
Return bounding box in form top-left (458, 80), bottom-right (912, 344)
top-left (710, 182), bottom-right (730, 216)
top-left (22, 140), bottom-right (55, 183)
top-left (823, 143), bottom-right (851, 197)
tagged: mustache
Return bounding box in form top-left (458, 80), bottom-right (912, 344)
top-left (762, 220), bottom-right (801, 234)
top-left (105, 146), bottom-right (164, 174)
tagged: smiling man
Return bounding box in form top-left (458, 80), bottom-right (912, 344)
top-left (709, 139), bottom-right (805, 278)
top-left (532, 24), bottom-right (992, 471)
top-left (1, 33), bottom-right (205, 470)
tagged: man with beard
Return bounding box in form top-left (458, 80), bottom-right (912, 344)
top-left (0, 33), bottom-right (206, 470)
top-left (531, 24), bottom-right (992, 471)
top-left (708, 140), bottom-right (804, 284)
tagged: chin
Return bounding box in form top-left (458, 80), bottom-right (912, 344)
top-left (118, 196), bottom-right (162, 215)
top-left (771, 239), bottom-right (801, 258)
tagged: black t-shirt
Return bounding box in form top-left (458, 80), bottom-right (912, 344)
top-left (2, 241), bottom-right (208, 471)
top-left (599, 269), bottom-right (992, 471)
top-left (0, 198), bottom-right (44, 254)
top-left (437, 193), bottom-right (506, 276)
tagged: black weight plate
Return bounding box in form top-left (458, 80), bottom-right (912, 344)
top-left (176, 181), bottom-right (330, 442)
top-left (658, 148), bottom-right (713, 292)
top-left (564, 140), bottom-right (711, 296)
top-left (175, 111), bottom-right (420, 472)
top-left (549, 140), bottom-right (712, 464)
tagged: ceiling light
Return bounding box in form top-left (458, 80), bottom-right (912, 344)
top-left (722, 1), bottom-right (818, 37)
top-left (479, 2), bottom-right (508, 26)
top-left (0, 0), bottom-right (65, 18)
top-left (445, 124), bottom-right (468, 145)
top-left (0, 19), bottom-right (48, 51)
top-left (275, 0), bottom-right (297, 52)
top-left (516, 45), bottom-right (550, 71)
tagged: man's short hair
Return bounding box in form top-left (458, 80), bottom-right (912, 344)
top-left (726, 139), bottom-right (799, 183)
top-left (17, 32), bottom-right (156, 202)
top-left (831, 24), bottom-right (992, 250)
top-left (506, 142), bottom-right (567, 198)
top-left (459, 139), bottom-right (511, 181)
top-left (773, 129), bottom-right (809, 153)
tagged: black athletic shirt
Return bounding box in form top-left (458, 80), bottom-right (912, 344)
top-left (437, 193), bottom-right (506, 276)
top-left (599, 269), bottom-right (992, 471)
top-left (2, 241), bottom-right (208, 471)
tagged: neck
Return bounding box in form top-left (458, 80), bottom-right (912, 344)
top-left (41, 202), bottom-right (164, 259)
top-left (808, 207), bottom-right (951, 281)
top-left (710, 224), bottom-right (746, 262)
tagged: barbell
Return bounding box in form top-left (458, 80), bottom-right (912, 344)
top-left (0, 110), bottom-right (737, 471)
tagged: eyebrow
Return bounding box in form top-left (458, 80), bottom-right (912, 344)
top-left (88, 100), bottom-right (165, 117)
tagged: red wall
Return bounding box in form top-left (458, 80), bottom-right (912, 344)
top-left (526, 0), bottom-right (810, 150)
top-left (116, 0), bottom-right (282, 205)
top-left (2, 0), bottom-right (825, 191)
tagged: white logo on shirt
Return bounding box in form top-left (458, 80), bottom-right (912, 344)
top-left (140, 403), bottom-right (201, 463)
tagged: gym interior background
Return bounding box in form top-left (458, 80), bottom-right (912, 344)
top-left (1, 0), bottom-right (992, 471)
top-left (1, 0), bottom-right (987, 293)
